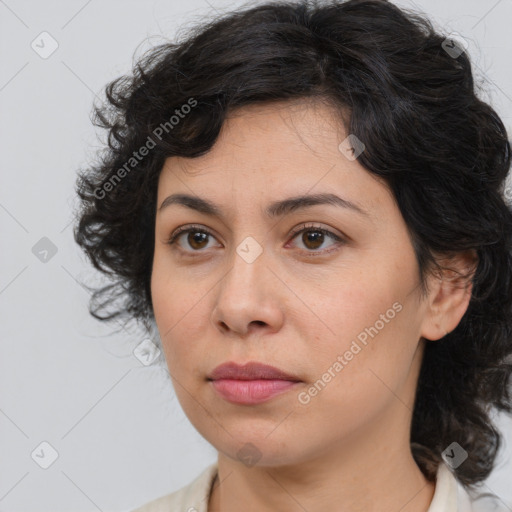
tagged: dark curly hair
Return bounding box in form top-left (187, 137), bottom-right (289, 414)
top-left (73, 0), bottom-right (512, 492)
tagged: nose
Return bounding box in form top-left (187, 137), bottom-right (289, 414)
top-left (211, 240), bottom-right (285, 337)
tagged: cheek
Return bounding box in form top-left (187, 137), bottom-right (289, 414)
top-left (304, 256), bottom-right (421, 388)
top-left (298, 304), bottom-right (420, 435)
top-left (151, 264), bottom-right (191, 361)
top-left (151, 264), bottom-right (216, 378)
top-left (316, 272), bottom-right (402, 348)
top-left (151, 251), bottom-right (200, 331)
top-left (332, 246), bottom-right (419, 342)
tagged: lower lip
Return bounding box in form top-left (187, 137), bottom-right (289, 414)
top-left (210, 379), bottom-right (299, 404)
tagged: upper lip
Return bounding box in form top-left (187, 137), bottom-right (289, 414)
top-left (208, 361), bottom-right (300, 381)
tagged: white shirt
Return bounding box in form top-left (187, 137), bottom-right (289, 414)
top-left (130, 461), bottom-right (504, 511)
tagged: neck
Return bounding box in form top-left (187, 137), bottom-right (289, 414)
top-left (208, 421), bottom-right (436, 512)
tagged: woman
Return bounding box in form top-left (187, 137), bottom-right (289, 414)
top-left (73, 0), bottom-right (512, 510)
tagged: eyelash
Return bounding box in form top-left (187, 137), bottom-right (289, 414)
top-left (166, 223), bottom-right (346, 256)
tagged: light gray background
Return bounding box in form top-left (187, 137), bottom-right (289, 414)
top-left (1, 0), bottom-right (511, 511)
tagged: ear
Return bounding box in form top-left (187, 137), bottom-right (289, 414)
top-left (420, 249), bottom-right (478, 341)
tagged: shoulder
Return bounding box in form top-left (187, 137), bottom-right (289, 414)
top-left (130, 463), bottom-right (218, 512)
top-left (430, 462), bottom-right (508, 512)
top-left (460, 482), bottom-right (510, 512)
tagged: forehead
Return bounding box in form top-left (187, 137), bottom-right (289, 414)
top-left (174, 99), bottom-right (346, 165)
top-left (155, 99), bottom-right (391, 220)
top-left (159, 100), bottom-right (352, 181)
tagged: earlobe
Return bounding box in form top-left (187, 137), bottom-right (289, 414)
top-left (420, 250), bottom-right (477, 342)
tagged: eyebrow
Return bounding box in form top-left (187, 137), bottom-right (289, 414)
top-left (158, 192), bottom-right (369, 219)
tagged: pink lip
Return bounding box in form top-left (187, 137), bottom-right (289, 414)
top-left (208, 361), bottom-right (299, 381)
top-left (207, 361), bottom-right (301, 405)
top-left (210, 379), bottom-right (299, 404)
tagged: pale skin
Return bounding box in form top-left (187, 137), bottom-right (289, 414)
top-left (150, 99), bottom-right (476, 512)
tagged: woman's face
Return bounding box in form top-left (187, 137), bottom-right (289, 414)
top-left (151, 100), bottom-right (436, 467)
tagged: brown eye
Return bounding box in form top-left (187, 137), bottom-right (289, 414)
top-left (167, 225), bottom-right (219, 252)
top-left (300, 230), bottom-right (325, 250)
top-left (289, 224), bottom-right (345, 254)
top-left (187, 231), bottom-right (209, 250)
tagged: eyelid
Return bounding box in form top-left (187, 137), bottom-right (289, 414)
top-left (288, 222), bottom-right (345, 242)
top-left (166, 223), bottom-right (220, 246)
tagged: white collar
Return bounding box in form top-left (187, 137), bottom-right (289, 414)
top-left (132, 460), bottom-right (493, 511)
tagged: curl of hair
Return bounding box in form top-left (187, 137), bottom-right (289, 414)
top-left (74, 0), bottom-right (512, 490)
